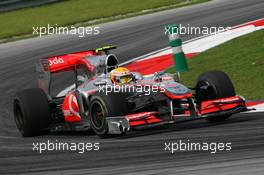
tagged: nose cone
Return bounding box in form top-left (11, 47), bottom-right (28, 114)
top-left (162, 82), bottom-right (191, 95)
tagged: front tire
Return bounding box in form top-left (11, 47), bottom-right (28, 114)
top-left (13, 88), bottom-right (51, 137)
top-left (89, 92), bottom-right (130, 138)
top-left (195, 71), bottom-right (236, 122)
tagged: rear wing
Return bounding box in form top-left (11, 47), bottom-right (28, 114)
top-left (39, 45), bottom-right (116, 73)
top-left (35, 46), bottom-right (117, 96)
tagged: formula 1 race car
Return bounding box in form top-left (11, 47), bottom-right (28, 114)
top-left (13, 46), bottom-right (248, 138)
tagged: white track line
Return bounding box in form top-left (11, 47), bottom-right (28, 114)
top-left (245, 103), bottom-right (264, 113)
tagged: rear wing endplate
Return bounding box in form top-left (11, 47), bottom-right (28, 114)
top-left (36, 59), bottom-right (51, 95)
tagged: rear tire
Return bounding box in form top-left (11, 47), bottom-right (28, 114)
top-left (195, 71), bottom-right (235, 122)
top-left (13, 88), bottom-right (51, 137)
top-left (89, 92), bottom-right (130, 138)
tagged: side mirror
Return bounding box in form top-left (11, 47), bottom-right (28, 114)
top-left (132, 72), bottom-right (143, 81)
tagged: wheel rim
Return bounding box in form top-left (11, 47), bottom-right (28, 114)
top-left (91, 101), bottom-right (105, 129)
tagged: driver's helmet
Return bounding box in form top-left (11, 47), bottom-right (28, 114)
top-left (110, 67), bottom-right (134, 85)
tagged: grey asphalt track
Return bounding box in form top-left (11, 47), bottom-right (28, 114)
top-left (0, 0), bottom-right (264, 174)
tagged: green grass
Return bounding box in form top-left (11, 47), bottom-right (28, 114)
top-left (166, 30), bottom-right (264, 100)
top-left (0, 0), bottom-right (209, 41)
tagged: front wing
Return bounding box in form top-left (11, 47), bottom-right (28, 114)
top-left (106, 96), bottom-right (248, 134)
